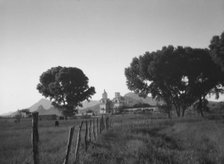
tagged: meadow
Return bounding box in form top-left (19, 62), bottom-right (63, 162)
top-left (1, 112), bottom-right (224, 164)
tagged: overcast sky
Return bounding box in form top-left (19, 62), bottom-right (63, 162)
top-left (0, 0), bottom-right (224, 114)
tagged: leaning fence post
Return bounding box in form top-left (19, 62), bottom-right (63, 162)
top-left (32, 112), bottom-right (39, 164)
top-left (85, 120), bottom-right (88, 152)
top-left (63, 126), bottom-right (75, 164)
top-left (74, 121), bottom-right (83, 164)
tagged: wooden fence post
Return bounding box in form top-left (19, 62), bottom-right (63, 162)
top-left (106, 116), bottom-right (109, 130)
top-left (74, 121), bottom-right (83, 164)
top-left (96, 118), bottom-right (99, 135)
top-left (100, 115), bottom-right (105, 133)
top-left (109, 116), bottom-right (112, 128)
top-left (84, 120), bottom-right (88, 152)
top-left (88, 120), bottom-right (92, 143)
top-left (32, 112), bottom-right (39, 164)
top-left (63, 126), bottom-right (75, 164)
top-left (92, 119), bottom-right (96, 140)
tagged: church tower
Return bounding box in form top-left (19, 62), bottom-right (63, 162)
top-left (100, 90), bottom-right (111, 114)
top-left (102, 89), bottom-right (108, 100)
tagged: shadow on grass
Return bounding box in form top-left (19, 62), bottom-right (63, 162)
top-left (81, 117), bottom-right (223, 164)
top-left (131, 126), bottom-right (182, 151)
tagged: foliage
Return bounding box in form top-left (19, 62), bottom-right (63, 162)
top-left (14, 110), bottom-right (22, 123)
top-left (125, 45), bottom-right (221, 117)
top-left (37, 66), bottom-right (95, 117)
top-left (209, 31), bottom-right (224, 99)
top-left (133, 103), bottom-right (152, 108)
top-left (209, 31), bottom-right (224, 71)
top-left (20, 109), bottom-right (31, 117)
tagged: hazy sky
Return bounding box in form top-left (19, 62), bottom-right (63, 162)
top-left (0, 0), bottom-right (224, 114)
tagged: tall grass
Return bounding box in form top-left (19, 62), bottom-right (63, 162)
top-left (1, 113), bottom-right (224, 164)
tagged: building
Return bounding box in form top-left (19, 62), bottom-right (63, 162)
top-left (99, 90), bottom-right (112, 114)
top-left (112, 92), bottom-right (126, 113)
top-left (100, 90), bottom-right (126, 114)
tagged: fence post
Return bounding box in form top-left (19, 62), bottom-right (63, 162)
top-left (92, 119), bottom-right (96, 140)
top-left (74, 121), bottom-right (83, 164)
top-left (32, 112), bottom-right (39, 164)
top-left (88, 120), bottom-right (92, 143)
top-left (85, 120), bottom-right (88, 152)
top-left (109, 116), bottom-right (112, 128)
top-left (63, 126), bottom-right (75, 164)
top-left (96, 118), bottom-right (99, 135)
top-left (106, 116), bottom-right (109, 130)
top-left (100, 115), bottom-right (105, 133)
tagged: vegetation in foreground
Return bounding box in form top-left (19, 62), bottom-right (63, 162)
top-left (1, 112), bottom-right (224, 164)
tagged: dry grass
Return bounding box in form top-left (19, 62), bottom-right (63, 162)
top-left (1, 113), bottom-right (224, 164)
top-left (81, 114), bottom-right (224, 164)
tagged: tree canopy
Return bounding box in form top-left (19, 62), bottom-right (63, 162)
top-left (37, 66), bottom-right (95, 116)
top-left (209, 31), bottom-right (224, 71)
top-left (125, 41), bottom-right (223, 117)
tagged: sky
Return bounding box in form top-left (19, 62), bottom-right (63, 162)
top-left (0, 0), bottom-right (224, 114)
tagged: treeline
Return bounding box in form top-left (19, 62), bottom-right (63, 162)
top-left (125, 31), bottom-right (224, 118)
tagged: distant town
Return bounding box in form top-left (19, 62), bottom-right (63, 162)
top-left (2, 90), bottom-right (163, 121)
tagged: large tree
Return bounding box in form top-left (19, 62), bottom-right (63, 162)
top-left (209, 31), bottom-right (224, 71)
top-left (37, 66), bottom-right (95, 117)
top-left (209, 31), bottom-right (224, 99)
top-left (125, 46), bottom-right (220, 118)
top-left (125, 46), bottom-right (187, 118)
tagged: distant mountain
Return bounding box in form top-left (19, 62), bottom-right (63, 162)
top-left (29, 98), bottom-right (52, 112)
top-left (80, 100), bottom-right (100, 109)
top-left (36, 105), bottom-right (62, 116)
top-left (1, 111), bottom-right (14, 116)
top-left (6, 111), bottom-right (19, 117)
top-left (29, 98), bottom-right (100, 115)
top-left (124, 92), bottom-right (159, 106)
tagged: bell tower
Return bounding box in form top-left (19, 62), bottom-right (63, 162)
top-left (102, 89), bottom-right (108, 100)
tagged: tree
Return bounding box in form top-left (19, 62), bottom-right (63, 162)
top-left (37, 66), bottom-right (95, 117)
top-left (209, 31), bottom-right (224, 71)
top-left (125, 46), bottom-right (185, 118)
top-left (125, 46), bottom-right (221, 118)
top-left (14, 110), bottom-right (22, 123)
top-left (209, 31), bottom-right (224, 99)
top-left (20, 108), bottom-right (31, 117)
top-left (183, 48), bottom-right (221, 117)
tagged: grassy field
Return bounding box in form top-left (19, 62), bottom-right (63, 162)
top-left (1, 112), bottom-right (224, 164)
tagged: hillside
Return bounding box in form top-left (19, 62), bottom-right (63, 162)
top-left (36, 105), bottom-right (62, 116)
top-left (29, 98), bottom-right (99, 111)
top-left (80, 100), bottom-right (100, 109)
top-left (29, 98), bottom-right (52, 112)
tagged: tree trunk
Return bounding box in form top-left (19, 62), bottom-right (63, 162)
top-left (199, 97), bottom-right (204, 117)
top-left (167, 106), bottom-right (172, 119)
top-left (174, 104), bottom-right (180, 117)
top-left (181, 107), bottom-right (186, 117)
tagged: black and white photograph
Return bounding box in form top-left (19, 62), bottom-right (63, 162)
top-left (0, 0), bottom-right (224, 163)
